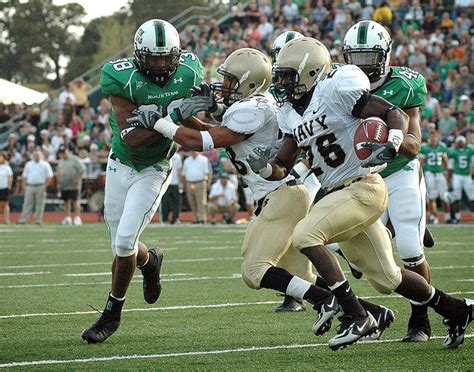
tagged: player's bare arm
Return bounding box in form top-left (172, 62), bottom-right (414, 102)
top-left (358, 94), bottom-right (408, 135)
top-left (173, 125), bottom-right (247, 151)
top-left (398, 107), bottom-right (422, 159)
top-left (180, 116), bottom-right (215, 131)
top-left (111, 96), bottom-right (164, 148)
top-left (267, 134), bottom-right (300, 180)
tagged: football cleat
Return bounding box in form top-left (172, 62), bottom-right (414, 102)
top-left (273, 295), bottom-right (306, 313)
top-left (443, 299), bottom-right (473, 349)
top-left (329, 312), bottom-right (378, 350)
top-left (139, 248), bottom-right (164, 304)
top-left (312, 295), bottom-right (339, 336)
top-left (423, 227), bottom-right (435, 248)
top-left (364, 305), bottom-right (395, 341)
top-left (82, 311), bottom-right (120, 344)
top-left (402, 328), bottom-right (430, 342)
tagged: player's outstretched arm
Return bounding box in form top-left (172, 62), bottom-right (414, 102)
top-left (111, 96), bottom-right (165, 148)
top-left (173, 126), bottom-right (246, 151)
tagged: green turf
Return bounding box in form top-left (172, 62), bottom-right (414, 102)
top-left (0, 224), bottom-right (473, 370)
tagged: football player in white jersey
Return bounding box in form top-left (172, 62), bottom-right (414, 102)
top-left (248, 37), bottom-right (473, 350)
top-left (129, 47), bottom-right (385, 339)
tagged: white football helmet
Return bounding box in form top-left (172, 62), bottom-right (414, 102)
top-left (134, 19), bottom-right (181, 86)
top-left (343, 20), bottom-right (392, 83)
top-left (272, 37), bottom-right (331, 106)
top-left (211, 48), bottom-right (272, 106)
top-left (271, 31), bottom-right (304, 64)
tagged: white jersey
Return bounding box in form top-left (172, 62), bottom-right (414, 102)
top-left (280, 64), bottom-right (384, 190)
top-left (222, 93), bottom-right (292, 200)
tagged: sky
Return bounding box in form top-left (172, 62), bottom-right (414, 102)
top-left (53, 0), bottom-right (129, 22)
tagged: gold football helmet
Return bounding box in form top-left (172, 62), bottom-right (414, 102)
top-left (272, 37), bottom-right (331, 105)
top-left (212, 48), bottom-right (272, 105)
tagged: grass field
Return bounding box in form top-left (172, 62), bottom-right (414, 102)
top-left (0, 223), bottom-right (473, 370)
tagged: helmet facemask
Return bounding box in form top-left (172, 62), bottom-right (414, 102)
top-left (271, 68), bottom-right (307, 107)
top-left (343, 47), bottom-right (387, 82)
top-left (211, 67), bottom-right (243, 106)
top-left (135, 48), bottom-right (181, 87)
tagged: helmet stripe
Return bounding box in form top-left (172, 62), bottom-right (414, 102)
top-left (285, 31), bottom-right (295, 43)
top-left (153, 20), bottom-right (166, 48)
top-left (357, 21), bottom-right (369, 44)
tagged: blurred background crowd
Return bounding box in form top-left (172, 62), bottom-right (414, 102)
top-left (0, 0), bottom-right (472, 223)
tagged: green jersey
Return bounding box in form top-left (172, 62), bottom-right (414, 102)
top-left (448, 145), bottom-right (474, 176)
top-left (101, 52), bottom-right (204, 171)
top-left (371, 66), bottom-right (427, 177)
top-left (420, 141), bottom-right (448, 173)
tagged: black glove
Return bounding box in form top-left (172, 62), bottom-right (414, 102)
top-left (126, 109), bottom-right (162, 130)
top-left (360, 142), bottom-right (397, 167)
top-left (190, 83), bottom-right (218, 113)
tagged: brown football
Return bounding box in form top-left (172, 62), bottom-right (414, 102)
top-left (354, 117), bottom-right (389, 160)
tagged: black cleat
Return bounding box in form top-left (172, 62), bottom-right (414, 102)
top-left (443, 299), bottom-right (473, 349)
top-left (329, 313), bottom-right (378, 350)
top-left (402, 328), bottom-right (430, 342)
top-left (312, 295), bottom-right (339, 336)
top-left (82, 311), bottom-right (120, 344)
top-left (273, 295), bottom-right (306, 313)
top-left (364, 305), bottom-right (395, 340)
top-left (423, 228), bottom-right (435, 248)
top-left (140, 248), bottom-right (164, 304)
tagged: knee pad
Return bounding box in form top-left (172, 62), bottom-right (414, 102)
top-left (365, 267), bottom-right (402, 294)
top-left (115, 234), bottom-right (138, 257)
top-left (402, 255), bottom-right (426, 268)
top-left (241, 260), bottom-right (269, 290)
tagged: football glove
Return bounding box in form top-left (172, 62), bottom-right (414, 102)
top-left (126, 109), bottom-right (162, 130)
top-left (246, 145), bottom-right (272, 174)
top-left (360, 142), bottom-right (397, 167)
top-left (190, 83), bottom-right (218, 113)
top-left (172, 96), bottom-right (215, 122)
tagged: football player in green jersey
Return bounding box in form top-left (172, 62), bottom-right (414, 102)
top-left (447, 135), bottom-right (474, 223)
top-left (419, 130), bottom-right (451, 224)
top-left (343, 20), bottom-right (434, 342)
top-left (81, 19), bottom-right (204, 344)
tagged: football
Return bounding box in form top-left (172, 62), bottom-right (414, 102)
top-left (354, 117), bottom-right (389, 160)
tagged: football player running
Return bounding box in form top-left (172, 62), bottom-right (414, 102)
top-left (447, 135), bottom-right (474, 223)
top-left (81, 19), bottom-right (204, 343)
top-left (343, 20), bottom-right (434, 342)
top-left (250, 37), bottom-right (473, 350)
top-left (129, 47), bottom-right (383, 338)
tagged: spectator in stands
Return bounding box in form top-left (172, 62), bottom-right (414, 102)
top-left (42, 90), bottom-right (59, 125)
top-left (161, 151), bottom-right (183, 224)
top-left (181, 150), bottom-right (212, 224)
top-left (39, 129), bottom-right (55, 162)
top-left (58, 83), bottom-right (76, 111)
top-left (208, 172), bottom-right (240, 225)
top-left (56, 144), bottom-right (85, 225)
top-left (282, 0), bottom-right (299, 23)
top-left (69, 78), bottom-right (92, 115)
top-left (373, 2), bottom-right (393, 29)
top-left (7, 133), bottom-right (20, 153)
top-left (17, 148), bottom-right (53, 225)
top-left (0, 103), bottom-right (10, 123)
top-left (438, 106), bottom-right (458, 140)
top-left (0, 151), bottom-right (13, 224)
top-left (79, 100), bottom-right (96, 119)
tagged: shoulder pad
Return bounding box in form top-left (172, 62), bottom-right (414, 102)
top-left (333, 65), bottom-right (370, 92)
top-left (178, 52), bottom-right (204, 84)
top-left (100, 57), bottom-right (137, 99)
top-left (223, 99), bottom-right (267, 134)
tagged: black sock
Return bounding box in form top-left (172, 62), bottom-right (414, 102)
top-left (408, 303), bottom-right (431, 335)
top-left (427, 288), bottom-right (465, 320)
top-left (315, 276), bottom-right (330, 290)
top-left (358, 297), bottom-right (381, 315)
top-left (106, 293), bottom-right (125, 317)
top-left (332, 281), bottom-right (366, 317)
top-left (260, 267), bottom-right (332, 305)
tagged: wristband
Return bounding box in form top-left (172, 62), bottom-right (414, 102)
top-left (200, 131), bottom-right (215, 151)
top-left (388, 129), bottom-right (404, 152)
top-left (259, 163), bottom-right (273, 179)
top-left (153, 115), bottom-right (178, 139)
top-left (292, 161), bottom-right (309, 178)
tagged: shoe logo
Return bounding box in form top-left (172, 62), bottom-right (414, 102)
top-left (345, 287), bottom-right (350, 293)
top-left (355, 320), bottom-right (368, 333)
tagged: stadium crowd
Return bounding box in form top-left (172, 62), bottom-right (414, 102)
top-left (0, 0), bottom-right (472, 223)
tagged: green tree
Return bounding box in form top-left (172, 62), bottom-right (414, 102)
top-left (0, 0), bottom-right (85, 87)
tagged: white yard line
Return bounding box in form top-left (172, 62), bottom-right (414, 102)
top-left (0, 334), bottom-right (472, 368)
top-left (0, 272), bottom-right (50, 277)
top-left (64, 272), bottom-right (192, 277)
top-left (1, 291), bottom-right (473, 319)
